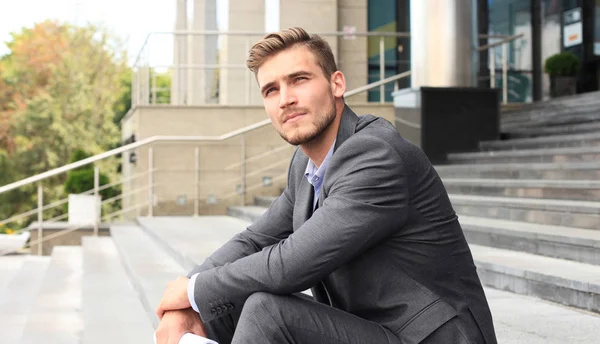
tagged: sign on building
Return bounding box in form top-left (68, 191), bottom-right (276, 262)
top-left (563, 7), bottom-right (582, 48)
top-left (343, 25), bottom-right (357, 40)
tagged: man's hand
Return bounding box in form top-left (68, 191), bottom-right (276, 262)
top-left (155, 308), bottom-right (207, 344)
top-left (157, 276), bottom-right (192, 319)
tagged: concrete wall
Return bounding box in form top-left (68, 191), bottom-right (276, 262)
top-left (172, 0), bottom-right (188, 105)
top-left (30, 226), bottom-right (110, 256)
top-left (121, 103), bottom-right (394, 216)
top-left (191, 0), bottom-right (218, 105)
top-left (338, 0), bottom-right (368, 103)
top-left (220, 0), bottom-right (265, 106)
top-left (280, 0), bottom-right (339, 59)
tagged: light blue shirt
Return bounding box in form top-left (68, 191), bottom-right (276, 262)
top-left (304, 141), bottom-right (335, 209)
top-left (188, 141), bottom-right (336, 314)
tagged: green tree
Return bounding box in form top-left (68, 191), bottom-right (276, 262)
top-left (0, 21), bottom-right (128, 224)
top-left (64, 149), bottom-right (119, 200)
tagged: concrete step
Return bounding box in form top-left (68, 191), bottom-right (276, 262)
top-left (136, 216), bottom-right (251, 271)
top-left (230, 205), bottom-right (266, 223)
top-left (450, 194), bottom-right (600, 230)
top-left (0, 254), bottom-right (28, 294)
top-left (501, 106), bottom-right (600, 128)
top-left (82, 236), bottom-right (154, 344)
top-left (502, 120), bottom-right (600, 138)
top-left (447, 145), bottom-right (600, 164)
top-left (254, 196), bottom-right (277, 208)
top-left (461, 216), bottom-right (600, 265)
top-left (442, 178), bottom-right (600, 202)
top-left (228, 205), bottom-right (268, 223)
top-left (501, 91), bottom-right (600, 118)
top-left (435, 162), bottom-right (600, 180)
top-left (110, 224), bottom-right (186, 328)
top-left (479, 132), bottom-right (600, 151)
top-left (20, 247), bottom-right (83, 344)
top-left (0, 256), bottom-right (50, 343)
top-left (471, 244), bottom-right (600, 314)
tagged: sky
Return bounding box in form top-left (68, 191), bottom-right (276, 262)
top-left (0, 0), bottom-right (279, 65)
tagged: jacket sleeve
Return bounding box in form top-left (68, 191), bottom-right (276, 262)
top-left (191, 133), bottom-right (409, 322)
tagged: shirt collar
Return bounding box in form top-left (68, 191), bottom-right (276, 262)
top-left (304, 141), bottom-right (336, 188)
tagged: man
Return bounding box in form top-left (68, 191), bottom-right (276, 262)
top-left (155, 27), bottom-right (497, 344)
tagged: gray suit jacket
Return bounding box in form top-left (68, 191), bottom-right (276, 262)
top-left (188, 105), bottom-right (497, 344)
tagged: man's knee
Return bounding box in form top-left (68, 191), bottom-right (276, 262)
top-left (242, 292), bottom-right (281, 318)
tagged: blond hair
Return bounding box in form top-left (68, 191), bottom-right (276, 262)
top-left (246, 27), bottom-right (337, 79)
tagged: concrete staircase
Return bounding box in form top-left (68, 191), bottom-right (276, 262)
top-left (3, 91), bottom-right (600, 343)
top-left (2, 213), bottom-right (600, 343)
top-left (438, 91), bottom-right (600, 314)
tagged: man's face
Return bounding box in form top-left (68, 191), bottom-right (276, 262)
top-left (257, 45), bottom-right (336, 146)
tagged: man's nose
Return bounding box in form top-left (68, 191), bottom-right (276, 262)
top-left (279, 86), bottom-right (297, 109)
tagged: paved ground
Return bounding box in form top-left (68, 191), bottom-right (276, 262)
top-left (484, 287), bottom-right (600, 343)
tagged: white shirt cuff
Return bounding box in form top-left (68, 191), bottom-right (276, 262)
top-left (188, 273), bottom-right (200, 313)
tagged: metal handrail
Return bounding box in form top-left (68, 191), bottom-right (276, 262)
top-left (133, 30), bottom-right (517, 66)
top-left (0, 71), bottom-right (412, 195)
top-left (477, 33), bottom-right (524, 51)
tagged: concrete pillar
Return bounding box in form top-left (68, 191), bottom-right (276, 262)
top-left (279, 0), bottom-right (338, 61)
top-left (337, 0), bottom-right (368, 103)
top-left (410, 0), bottom-right (478, 88)
top-left (191, 0), bottom-right (218, 105)
top-left (172, 0), bottom-right (188, 105)
top-left (220, 0), bottom-right (265, 105)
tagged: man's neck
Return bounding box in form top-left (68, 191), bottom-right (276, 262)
top-left (301, 101), bottom-right (344, 167)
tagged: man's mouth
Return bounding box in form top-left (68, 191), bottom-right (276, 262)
top-left (284, 112), bottom-right (306, 124)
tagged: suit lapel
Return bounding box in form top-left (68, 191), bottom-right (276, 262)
top-left (293, 176), bottom-right (315, 230)
top-left (316, 104), bottom-right (359, 207)
top-left (333, 104), bottom-right (360, 152)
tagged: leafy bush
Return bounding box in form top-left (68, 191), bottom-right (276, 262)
top-left (544, 52), bottom-right (581, 76)
top-left (64, 149), bottom-right (118, 200)
top-left (0, 224), bottom-right (17, 234)
top-left (70, 149), bottom-right (92, 171)
top-left (64, 168), bottom-right (117, 199)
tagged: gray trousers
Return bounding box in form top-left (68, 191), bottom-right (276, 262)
top-left (203, 292), bottom-right (399, 344)
top-left (202, 292), bottom-right (472, 344)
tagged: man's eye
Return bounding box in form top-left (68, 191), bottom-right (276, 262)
top-left (295, 77), bottom-right (307, 82)
top-left (265, 88), bottom-right (275, 96)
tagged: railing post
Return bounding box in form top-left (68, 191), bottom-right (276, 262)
top-left (502, 43), bottom-right (508, 104)
top-left (136, 66), bottom-right (141, 106)
top-left (490, 47), bottom-right (496, 89)
top-left (379, 36), bottom-right (385, 103)
top-left (194, 147), bottom-right (200, 216)
top-left (37, 184), bottom-right (43, 256)
top-left (187, 32), bottom-right (193, 105)
top-left (94, 166), bottom-right (99, 236)
top-left (246, 36), bottom-right (251, 105)
top-left (240, 135), bottom-right (246, 206)
top-left (148, 147), bottom-right (154, 217)
top-left (152, 69), bottom-right (157, 104)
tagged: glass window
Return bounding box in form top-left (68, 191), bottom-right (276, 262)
top-left (489, 0), bottom-right (533, 70)
top-left (367, 0), bottom-right (398, 102)
top-left (542, 0), bottom-right (562, 99)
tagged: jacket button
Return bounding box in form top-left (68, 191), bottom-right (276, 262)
top-left (217, 307), bottom-right (223, 314)
top-left (210, 308), bottom-right (217, 315)
top-left (227, 303), bottom-right (234, 309)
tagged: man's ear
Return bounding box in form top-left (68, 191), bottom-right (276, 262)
top-left (330, 71), bottom-right (346, 98)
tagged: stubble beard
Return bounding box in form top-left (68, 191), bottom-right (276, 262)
top-left (280, 93), bottom-right (337, 146)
